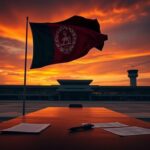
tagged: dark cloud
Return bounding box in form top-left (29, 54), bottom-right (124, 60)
top-left (0, 0), bottom-right (149, 24)
top-left (111, 0), bottom-right (144, 8)
top-left (106, 14), bottom-right (150, 51)
top-left (0, 36), bottom-right (31, 69)
top-left (89, 0), bottom-right (142, 12)
top-left (0, 36), bottom-right (24, 49)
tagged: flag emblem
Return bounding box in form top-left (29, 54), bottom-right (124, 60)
top-left (55, 26), bottom-right (77, 54)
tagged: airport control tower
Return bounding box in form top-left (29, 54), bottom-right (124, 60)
top-left (128, 70), bottom-right (138, 86)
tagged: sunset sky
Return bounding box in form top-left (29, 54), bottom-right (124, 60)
top-left (0, 0), bottom-right (150, 86)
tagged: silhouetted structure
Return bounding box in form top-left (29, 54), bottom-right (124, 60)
top-left (57, 80), bottom-right (93, 100)
top-left (0, 82), bottom-right (150, 101)
top-left (128, 70), bottom-right (138, 86)
top-left (0, 70), bottom-right (149, 101)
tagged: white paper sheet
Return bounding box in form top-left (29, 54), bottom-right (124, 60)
top-left (104, 126), bottom-right (150, 136)
top-left (1, 123), bottom-right (50, 133)
top-left (82, 122), bottom-right (128, 128)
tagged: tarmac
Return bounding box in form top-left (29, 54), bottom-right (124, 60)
top-left (0, 100), bottom-right (150, 122)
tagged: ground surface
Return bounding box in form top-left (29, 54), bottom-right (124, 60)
top-left (0, 100), bottom-right (150, 122)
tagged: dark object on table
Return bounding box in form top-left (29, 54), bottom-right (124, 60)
top-left (69, 124), bottom-right (94, 132)
top-left (69, 104), bottom-right (83, 108)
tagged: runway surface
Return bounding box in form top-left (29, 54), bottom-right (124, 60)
top-left (0, 100), bottom-right (150, 122)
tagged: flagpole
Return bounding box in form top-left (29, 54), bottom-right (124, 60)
top-left (23, 16), bottom-right (29, 116)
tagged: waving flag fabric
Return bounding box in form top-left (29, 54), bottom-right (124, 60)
top-left (30, 16), bottom-right (107, 69)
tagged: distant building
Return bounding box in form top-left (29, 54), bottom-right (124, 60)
top-left (0, 69), bottom-right (149, 101)
top-left (57, 79), bottom-right (93, 100)
top-left (0, 79), bottom-right (150, 101)
top-left (128, 70), bottom-right (138, 86)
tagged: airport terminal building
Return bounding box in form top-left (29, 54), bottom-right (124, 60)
top-left (0, 79), bottom-right (150, 101)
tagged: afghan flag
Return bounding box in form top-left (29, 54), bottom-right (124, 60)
top-left (30, 16), bottom-right (108, 69)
